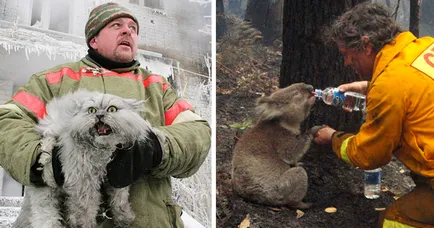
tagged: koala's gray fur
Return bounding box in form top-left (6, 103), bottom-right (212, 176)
top-left (231, 83), bottom-right (321, 209)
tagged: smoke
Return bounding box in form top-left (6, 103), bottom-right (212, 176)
top-left (48, 0), bottom-right (71, 33)
top-left (160, 0), bottom-right (212, 72)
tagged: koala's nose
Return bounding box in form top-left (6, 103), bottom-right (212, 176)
top-left (304, 84), bottom-right (314, 92)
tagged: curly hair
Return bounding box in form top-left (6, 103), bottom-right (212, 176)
top-left (324, 2), bottom-right (403, 52)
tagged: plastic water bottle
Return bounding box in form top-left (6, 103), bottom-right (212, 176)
top-left (315, 87), bottom-right (366, 111)
top-left (364, 168), bottom-right (381, 199)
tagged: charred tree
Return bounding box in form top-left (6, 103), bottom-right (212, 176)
top-left (280, 0), bottom-right (367, 132)
top-left (409, 0), bottom-right (421, 37)
top-left (421, 0), bottom-right (434, 36)
top-left (244, 0), bottom-right (283, 45)
top-left (217, 0), bottom-right (227, 40)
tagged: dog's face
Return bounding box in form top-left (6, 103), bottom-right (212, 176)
top-left (40, 89), bottom-right (148, 150)
top-left (67, 91), bottom-right (147, 149)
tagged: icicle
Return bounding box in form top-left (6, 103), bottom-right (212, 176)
top-left (25, 48), bottom-right (29, 60)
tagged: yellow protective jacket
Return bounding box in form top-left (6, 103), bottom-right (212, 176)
top-left (332, 32), bottom-right (434, 179)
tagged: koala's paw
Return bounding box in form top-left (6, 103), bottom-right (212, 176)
top-left (309, 125), bottom-right (325, 136)
top-left (295, 201), bottom-right (312, 210)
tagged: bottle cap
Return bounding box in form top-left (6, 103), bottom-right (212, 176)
top-left (314, 89), bottom-right (322, 99)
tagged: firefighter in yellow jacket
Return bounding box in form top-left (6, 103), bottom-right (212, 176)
top-left (314, 3), bottom-right (434, 228)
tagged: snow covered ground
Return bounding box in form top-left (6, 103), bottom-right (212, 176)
top-left (0, 196), bottom-right (206, 228)
top-left (0, 196), bottom-right (21, 228)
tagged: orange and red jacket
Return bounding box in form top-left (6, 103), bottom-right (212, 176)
top-left (332, 32), bottom-right (434, 179)
top-left (0, 55), bottom-right (211, 227)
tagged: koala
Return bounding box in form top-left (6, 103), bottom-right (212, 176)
top-left (231, 83), bottom-right (322, 209)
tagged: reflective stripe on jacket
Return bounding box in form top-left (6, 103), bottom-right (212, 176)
top-left (0, 55), bottom-right (211, 227)
top-left (332, 32), bottom-right (434, 179)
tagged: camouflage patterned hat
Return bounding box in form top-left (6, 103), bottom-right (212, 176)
top-left (85, 2), bottom-right (139, 47)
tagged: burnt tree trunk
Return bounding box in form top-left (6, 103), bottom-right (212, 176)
top-left (280, 0), bottom-right (367, 132)
top-left (217, 0), bottom-right (227, 40)
top-left (244, 0), bottom-right (283, 45)
top-left (421, 0), bottom-right (434, 36)
top-left (409, 0), bottom-right (421, 37)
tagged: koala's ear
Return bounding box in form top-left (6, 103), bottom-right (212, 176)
top-left (255, 95), bottom-right (282, 121)
top-left (256, 96), bottom-right (272, 105)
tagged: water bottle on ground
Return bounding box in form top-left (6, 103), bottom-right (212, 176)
top-left (315, 87), bottom-right (366, 111)
top-left (364, 168), bottom-right (382, 199)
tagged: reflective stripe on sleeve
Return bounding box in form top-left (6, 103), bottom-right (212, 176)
top-left (143, 74), bottom-right (170, 91)
top-left (164, 100), bottom-right (193, 125)
top-left (383, 219), bottom-right (415, 228)
top-left (12, 91), bottom-right (46, 119)
top-left (340, 136), bottom-right (355, 165)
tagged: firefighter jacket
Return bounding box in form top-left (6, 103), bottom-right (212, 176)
top-left (0, 55), bottom-right (211, 227)
top-left (332, 32), bottom-right (434, 180)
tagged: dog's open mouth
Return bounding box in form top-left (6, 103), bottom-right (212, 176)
top-left (95, 121), bottom-right (112, 136)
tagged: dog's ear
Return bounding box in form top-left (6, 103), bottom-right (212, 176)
top-left (125, 99), bottom-right (145, 112)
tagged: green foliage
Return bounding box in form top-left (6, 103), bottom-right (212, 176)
top-left (230, 119), bottom-right (253, 129)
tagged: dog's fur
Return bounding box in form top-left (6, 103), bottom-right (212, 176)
top-left (231, 83), bottom-right (321, 209)
top-left (13, 89), bottom-right (165, 228)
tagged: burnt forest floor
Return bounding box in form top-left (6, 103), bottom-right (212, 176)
top-left (216, 94), bottom-right (415, 228)
top-left (216, 27), bottom-right (415, 226)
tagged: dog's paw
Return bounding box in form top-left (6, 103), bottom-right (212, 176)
top-left (40, 136), bottom-right (56, 153)
top-left (294, 201), bottom-right (312, 210)
top-left (38, 151), bottom-right (52, 166)
top-left (42, 162), bottom-right (57, 188)
top-left (113, 211), bottom-right (135, 228)
top-left (309, 125), bottom-right (325, 136)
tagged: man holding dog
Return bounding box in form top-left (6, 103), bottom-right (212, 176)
top-left (314, 2), bottom-right (434, 227)
top-left (0, 2), bottom-right (210, 227)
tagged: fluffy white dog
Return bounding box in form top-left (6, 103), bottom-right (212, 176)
top-left (13, 89), bottom-right (163, 228)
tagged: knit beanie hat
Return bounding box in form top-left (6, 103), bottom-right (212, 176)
top-left (85, 2), bottom-right (139, 47)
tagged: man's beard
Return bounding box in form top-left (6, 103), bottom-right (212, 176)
top-left (113, 49), bottom-right (134, 63)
